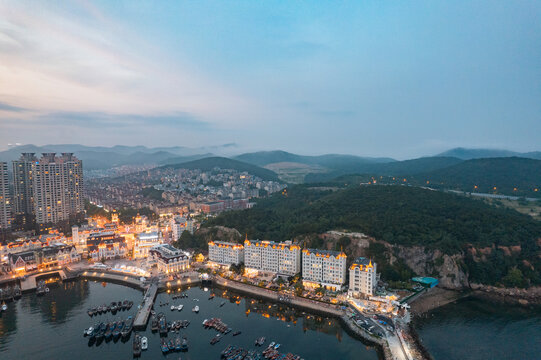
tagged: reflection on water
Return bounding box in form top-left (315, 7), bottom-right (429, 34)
top-left (415, 298), bottom-right (541, 360)
top-left (0, 280), bottom-right (377, 360)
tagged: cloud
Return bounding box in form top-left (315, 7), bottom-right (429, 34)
top-left (35, 111), bottom-right (210, 130)
top-left (0, 101), bottom-right (28, 112)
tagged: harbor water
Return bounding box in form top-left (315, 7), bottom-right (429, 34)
top-left (0, 279), bottom-right (379, 359)
top-left (415, 297), bottom-right (541, 360)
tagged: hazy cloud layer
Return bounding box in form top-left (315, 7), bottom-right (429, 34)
top-left (0, 1), bottom-right (540, 158)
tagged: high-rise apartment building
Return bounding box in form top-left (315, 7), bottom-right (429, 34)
top-left (349, 257), bottom-right (377, 297)
top-left (0, 162), bottom-right (11, 230)
top-left (244, 239), bottom-right (301, 276)
top-left (208, 241), bottom-right (244, 266)
top-left (302, 249), bottom-right (347, 291)
top-left (12, 153), bottom-right (84, 225)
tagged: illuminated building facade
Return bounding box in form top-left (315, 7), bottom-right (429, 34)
top-left (302, 249), bottom-right (347, 290)
top-left (208, 241), bottom-right (244, 266)
top-left (86, 232), bottom-right (127, 261)
top-left (133, 231), bottom-right (161, 259)
top-left (244, 239), bottom-right (300, 276)
top-left (149, 244), bottom-right (189, 273)
top-left (13, 153), bottom-right (84, 225)
top-left (349, 257), bottom-right (377, 297)
top-left (8, 244), bottom-right (80, 273)
top-left (0, 162), bottom-right (10, 230)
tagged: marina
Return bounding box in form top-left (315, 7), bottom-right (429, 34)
top-left (0, 279), bottom-right (378, 360)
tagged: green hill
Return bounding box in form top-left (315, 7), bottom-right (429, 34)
top-left (304, 156), bottom-right (464, 182)
top-left (205, 185), bottom-right (541, 286)
top-left (411, 157), bottom-right (541, 197)
top-left (164, 157), bottom-right (280, 181)
top-left (438, 147), bottom-right (541, 160)
top-left (234, 150), bottom-right (395, 168)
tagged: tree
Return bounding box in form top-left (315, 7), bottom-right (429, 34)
top-left (502, 267), bottom-right (527, 288)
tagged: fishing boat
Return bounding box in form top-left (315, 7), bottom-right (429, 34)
top-left (210, 334), bottom-right (221, 345)
top-left (168, 338), bottom-right (175, 351)
top-left (122, 300), bottom-right (129, 310)
top-left (1, 302), bottom-right (7, 312)
top-left (181, 336), bottom-right (188, 351)
top-left (161, 338), bottom-right (169, 353)
top-left (113, 319), bottom-right (123, 339)
top-left (274, 343), bottom-right (280, 349)
top-left (151, 316), bottom-right (159, 332)
top-left (171, 305), bottom-right (176, 311)
top-left (208, 294), bottom-right (215, 300)
top-left (141, 336), bottom-right (148, 350)
top-left (122, 316), bottom-right (133, 339)
top-left (220, 301), bottom-right (226, 307)
top-left (133, 333), bottom-right (142, 357)
top-left (126, 301), bottom-right (133, 310)
top-left (177, 304), bottom-right (184, 311)
top-left (104, 322), bottom-right (114, 340)
top-left (192, 305), bottom-right (199, 313)
top-left (255, 336), bottom-right (266, 346)
top-left (175, 336), bottom-right (182, 351)
top-left (95, 322), bottom-right (106, 341)
top-left (87, 308), bottom-right (94, 317)
top-left (111, 302), bottom-right (118, 314)
top-left (233, 331), bottom-right (241, 336)
top-left (159, 315), bottom-right (168, 336)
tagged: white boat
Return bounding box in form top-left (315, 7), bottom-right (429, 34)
top-left (141, 336), bottom-right (148, 350)
top-left (171, 305), bottom-right (176, 311)
top-left (192, 305), bottom-right (199, 313)
top-left (1, 303), bottom-right (7, 311)
top-left (177, 305), bottom-right (184, 311)
top-left (45, 287), bottom-right (50, 293)
top-left (85, 327), bottom-right (94, 336)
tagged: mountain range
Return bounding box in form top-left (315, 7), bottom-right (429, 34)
top-left (1, 144), bottom-right (539, 196)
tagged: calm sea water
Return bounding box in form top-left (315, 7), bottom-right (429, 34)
top-left (0, 279), bottom-right (378, 360)
top-left (415, 297), bottom-right (541, 360)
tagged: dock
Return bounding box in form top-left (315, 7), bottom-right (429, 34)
top-left (133, 281), bottom-right (158, 330)
top-left (20, 270), bottom-right (67, 292)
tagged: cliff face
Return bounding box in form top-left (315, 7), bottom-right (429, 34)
top-left (390, 245), bottom-right (470, 289)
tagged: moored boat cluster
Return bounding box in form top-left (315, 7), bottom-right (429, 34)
top-left (87, 300), bottom-right (133, 317)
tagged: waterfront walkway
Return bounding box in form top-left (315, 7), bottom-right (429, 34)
top-left (20, 270), bottom-right (67, 291)
top-left (213, 276), bottom-right (344, 317)
top-left (133, 281), bottom-right (158, 329)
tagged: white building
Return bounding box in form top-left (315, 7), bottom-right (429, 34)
top-left (208, 241), bottom-right (244, 266)
top-left (302, 249), bottom-right (347, 291)
top-left (133, 231), bottom-right (161, 259)
top-left (349, 257), bottom-right (377, 297)
top-left (171, 216), bottom-right (194, 240)
top-left (149, 244), bottom-right (190, 274)
top-left (244, 239), bottom-right (300, 276)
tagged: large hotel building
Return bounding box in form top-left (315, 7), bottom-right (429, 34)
top-left (349, 257), bottom-right (377, 297)
top-left (302, 248), bottom-right (347, 291)
top-left (208, 241), bottom-right (244, 266)
top-left (244, 239), bottom-right (301, 276)
top-left (13, 153), bottom-right (84, 225)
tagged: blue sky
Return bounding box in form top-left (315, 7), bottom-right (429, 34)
top-left (0, 1), bottom-right (539, 158)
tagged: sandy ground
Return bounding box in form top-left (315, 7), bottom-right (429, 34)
top-left (409, 287), bottom-right (464, 315)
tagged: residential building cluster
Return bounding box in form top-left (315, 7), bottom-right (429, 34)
top-left (86, 167), bottom-right (285, 215)
top-left (0, 153), bottom-right (84, 231)
top-left (207, 239), bottom-right (378, 297)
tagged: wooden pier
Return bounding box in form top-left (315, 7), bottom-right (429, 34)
top-left (133, 281), bottom-right (158, 330)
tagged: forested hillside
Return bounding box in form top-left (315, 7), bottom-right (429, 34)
top-left (205, 185), bottom-right (541, 287)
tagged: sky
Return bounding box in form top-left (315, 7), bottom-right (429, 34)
top-left (0, 0), bottom-right (540, 159)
